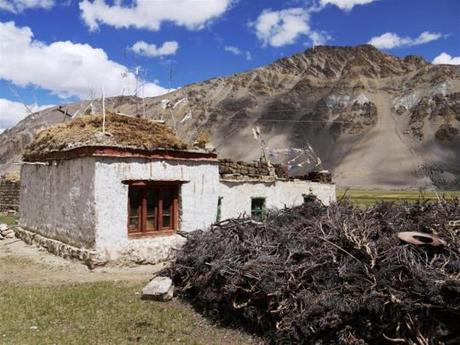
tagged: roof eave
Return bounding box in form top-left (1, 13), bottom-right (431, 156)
top-left (23, 145), bottom-right (218, 163)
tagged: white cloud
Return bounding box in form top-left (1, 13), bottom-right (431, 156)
top-left (224, 46), bottom-right (252, 61)
top-left (432, 52), bottom-right (460, 65)
top-left (319, 0), bottom-right (376, 11)
top-left (252, 8), bottom-right (329, 48)
top-left (368, 31), bottom-right (444, 49)
top-left (130, 41), bottom-right (179, 58)
top-left (0, 98), bottom-right (54, 133)
top-left (0, 0), bottom-right (54, 13)
top-left (0, 21), bottom-right (169, 99)
top-left (79, 0), bottom-right (232, 31)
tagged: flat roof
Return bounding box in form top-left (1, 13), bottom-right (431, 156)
top-left (24, 145), bottom-right (217, 163)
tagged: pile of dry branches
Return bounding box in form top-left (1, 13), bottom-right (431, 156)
top-left (169, 199), bottom-right (460, 344)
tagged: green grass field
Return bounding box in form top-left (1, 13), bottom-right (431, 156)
top-left (337, 189), bottom-right (460, 207)
top-left (0, 213), bottom-right (18, 226)
top-left (0, 281), bottom-right (256, 345)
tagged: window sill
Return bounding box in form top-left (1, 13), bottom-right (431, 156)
top-left (128, 230), bottom-right (176, 239)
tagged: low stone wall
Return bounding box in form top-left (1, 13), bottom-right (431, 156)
top-left (14, 226), bottom-right (185, 267)
top-left (219, 159), bottom-right (288, 179)
top-left (14, 227), bottom-right (107, 268)
top-left (0, 178), bottom-right (20, 211)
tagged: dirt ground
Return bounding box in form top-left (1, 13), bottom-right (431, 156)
top-left (0, 237), bottom-right (165, 285)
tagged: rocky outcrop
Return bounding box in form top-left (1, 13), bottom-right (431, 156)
top-left (407, 93), bottom-right (460, 140)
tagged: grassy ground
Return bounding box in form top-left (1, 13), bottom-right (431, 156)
top-left (0, 279), bottom-right (258, 345)
top-left (337, 189), bottom-right (460, 207)
top-left (0, 240), bottom-right (259, 345)
top-left (0, 213), bottom-right (18, 226)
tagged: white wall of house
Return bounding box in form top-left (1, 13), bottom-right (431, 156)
top-left (19, 157), bottom-right (97, 248)
top-left (19, 154), bottom-right (335, 265)
top-left (93, 157), bottom-right (220, 262)
top-left (218, 179), bottom-right (336, 220)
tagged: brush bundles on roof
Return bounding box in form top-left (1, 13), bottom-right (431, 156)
top-left (167, 198), bottom-right (460, 345)
top-left (23, 113), bottom-right (188, 161)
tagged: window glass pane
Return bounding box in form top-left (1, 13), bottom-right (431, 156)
top-left (128, 187), bottom-right (142, 232)
top-left (127, 184), bottom-right (178, 235)
top-left (216, 197), bottom-right (223, 222)
top-left (146, 189), bottom-right (157, 230)
top-left (251, 198), bottom-right (266, 219)
top-left (161, 188), bottom-right (173, 229)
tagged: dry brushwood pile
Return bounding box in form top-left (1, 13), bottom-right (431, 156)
top-left (23, 113), bottom-right (187, 161)
top-left (169, 199), bottom-right (460, 345)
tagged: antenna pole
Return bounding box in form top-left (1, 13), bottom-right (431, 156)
top-left (8, 85), bottom-right (34, 115)
top-left (102, 88), bottom-right (106, 134)
top-left (135, 66), bottom-right (140, 116)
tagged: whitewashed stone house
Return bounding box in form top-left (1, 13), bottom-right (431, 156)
top-left (18, 114), bottom-right (335, 266)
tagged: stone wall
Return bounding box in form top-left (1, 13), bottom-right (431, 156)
top-left (14, 227), bottom-right (106, 268)
top-left (0, 178), bottom-right (20, 211)
top-left (219, 159), bottom-right (288, 179)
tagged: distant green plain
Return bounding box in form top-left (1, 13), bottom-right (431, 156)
top-left (337, 189), bottom-right (460, 207)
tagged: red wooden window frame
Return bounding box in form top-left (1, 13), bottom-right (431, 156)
top-left (127, 182), bottom-right (179, 237)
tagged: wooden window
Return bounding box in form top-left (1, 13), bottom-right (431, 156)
top-left (127, 183), bottom-right (179, 237)
top-left (251, 197), bottom-right (266, 219)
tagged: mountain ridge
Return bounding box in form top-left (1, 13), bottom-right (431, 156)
top-left (1, 45), bottom-right (459, 188)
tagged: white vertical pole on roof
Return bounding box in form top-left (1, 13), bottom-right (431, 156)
top-left (102, 87), bottom-right (106, 134)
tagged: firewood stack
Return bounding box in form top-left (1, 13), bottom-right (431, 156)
top-left (168, 198), bottom-right (460, 344)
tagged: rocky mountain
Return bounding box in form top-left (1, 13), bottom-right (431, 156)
top-left (1, 45), bottom-right (459, 189)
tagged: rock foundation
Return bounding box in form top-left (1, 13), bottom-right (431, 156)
top-left (14, 227), bottom-right (107, 268)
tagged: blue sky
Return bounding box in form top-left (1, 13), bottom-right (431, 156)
top-left (0, 0), bottom-right (459, 132)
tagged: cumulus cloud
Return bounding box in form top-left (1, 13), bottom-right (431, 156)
top-left (224, 46), bottom-right (252, 61)
top-left (368, 31), bottom-right (444, 49)
top-left (130, 41), bottom-right (179, 58)
top-left (432, 52), bottom-right (460, 65)
top-left (319, 0), bottom-right (376, 11)
top-left (0, 0), bottom-right (54, 13)
top-left (0, 98), bottom-right (54, 133)
top-left (252, 8), bottom-right (329, 48)
top-left (79, 0), bottom-right (232, 31)
top-left (0, 21), bottom-right (169, 99)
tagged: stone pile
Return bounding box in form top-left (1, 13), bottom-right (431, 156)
top-left (0, 223), bottom-right (15, 240)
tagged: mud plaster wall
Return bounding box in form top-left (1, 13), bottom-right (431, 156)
top-left (219, 180), bottom-right (336, 220)
top-left (93, 157), bottom-right (219, 262)
top-left (19, 157), bottom-right (97, 248)
top-left (0, 179), bottom-right (20, 211)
